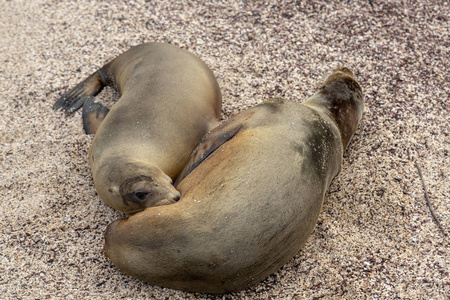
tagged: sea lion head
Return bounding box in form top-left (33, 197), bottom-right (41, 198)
top-left (94, 158), bottom-right (181, 214)
top-left (306, 67), bottom-right (364, 150)
top-left (119, 173), bottom-right (181, 210)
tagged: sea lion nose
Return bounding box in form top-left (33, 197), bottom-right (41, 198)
top-left (173, 195), bottom-right (180, 202)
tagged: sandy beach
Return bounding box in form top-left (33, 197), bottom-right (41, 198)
top-left (1, 1), bottom-right (448, 299)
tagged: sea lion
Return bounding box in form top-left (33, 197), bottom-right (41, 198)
top-left (54, 43), bottom-right (222, 213)
top-left (104, 67), bottom-right (364, 293)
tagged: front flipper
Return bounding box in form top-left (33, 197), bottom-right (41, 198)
top-left (53, 68), bottom-right (108, 114)
top-left (174, 109), bottom-right (255, 187)
top-left (82, 96), bottom-right (110, 134)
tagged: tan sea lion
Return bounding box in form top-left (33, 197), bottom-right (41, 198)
top-left (54, 43), bottom-right (222, 213)
top-left (103, 67), bottom-right (364, 293)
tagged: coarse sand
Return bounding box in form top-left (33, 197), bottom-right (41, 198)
top-left (0, 1), bottom-right (448, 299)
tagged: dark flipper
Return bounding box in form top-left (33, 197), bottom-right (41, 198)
top-left (174, 124), bottom-right (242, 187)
top-left (53, 68), bottom-right (108, 114)
top-left (82, 96), bottom-right (110, 134)
top-left (174, 109), bottom-right (256, 187)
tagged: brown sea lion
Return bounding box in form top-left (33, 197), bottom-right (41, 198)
top-left (54, 43), bottom-right (222, 213)
top-left (103, 67), bottom-right (364, 293)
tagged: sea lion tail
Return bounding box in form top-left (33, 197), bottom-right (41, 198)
top-left (53, 68), bottom-right (108, 114)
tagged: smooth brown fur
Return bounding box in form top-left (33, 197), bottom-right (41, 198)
top-left (54, 43), bottom-right (222, 213)
top-left (104, 67), bottom-right (364, 293)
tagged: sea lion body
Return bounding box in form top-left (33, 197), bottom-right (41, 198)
top-left (104, 68), bottom-right (364, 293)
top-left (54, 43), bottom-right (222, 213)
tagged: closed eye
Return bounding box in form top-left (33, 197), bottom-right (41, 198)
top-left (135, 191), bottom-right (149, 200)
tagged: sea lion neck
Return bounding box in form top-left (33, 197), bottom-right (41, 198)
top-left (303, 68), bottom-right (364, 150)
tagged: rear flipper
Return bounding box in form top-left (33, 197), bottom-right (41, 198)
top-left (82, 96), bottom-right (110, 134)
top-left (53, 67), bottom-right (109, 114)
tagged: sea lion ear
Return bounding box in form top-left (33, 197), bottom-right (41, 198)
top-left (82, 96), bottom-right (110, 134)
